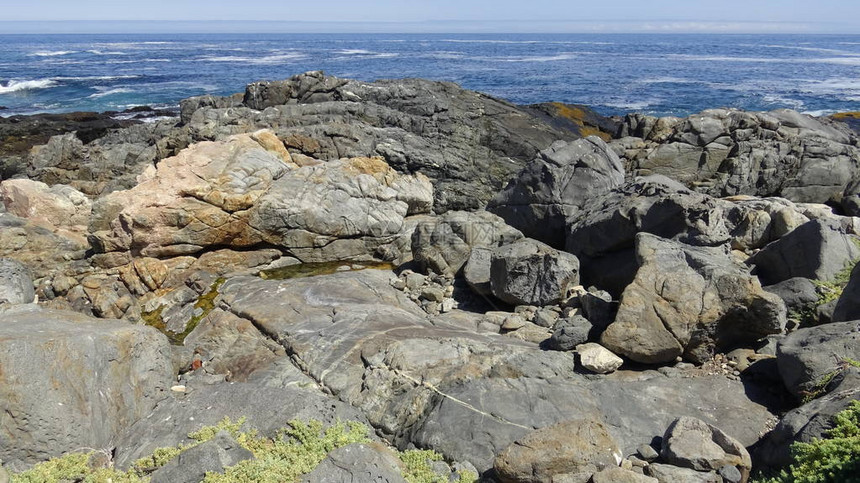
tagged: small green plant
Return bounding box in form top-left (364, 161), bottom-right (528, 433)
top-left (789, 246), bottom-right (860, 328)
top-left (801, 358), bottom-right (860, 403)
top-left (755, 400), bottom-right (860, 483)
top-left (11, 418), bottom-right (476, 483)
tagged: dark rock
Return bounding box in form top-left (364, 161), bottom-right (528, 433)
top-left (0, 257), bottom-right (34, 305)
top-left (600, 234), bottom-right (786, 364)
top-left (489, 238), bottom-right (579, 306)
top-left (747, 218), bottom-right (860, 285)
top-left (301, 443), bottom-right (407, 483)
top-left (548, 315), bottom-right (592, 351)
top-left (493, 419), bottom-right (621, 483)
top-left (487, 137), bottom-right (624, 248)
top-left (521, 102), bottom-right (619, 140)
top-left (0, 305), bottom-right (174, 470)
top-left (834, 263), bottom-right (860, 322)
top-left (149, 430), bottom-right (254, 483)
top-left (764, 277), bottom-right (819, 313)
top-left (661, 417), bottom-right (751, 478)
top-left (776, 320), bottom-right (860, 398)
top-left (580, 289), bottom-right (616, 333)
top-left (565, 175), bottom-right (733, 294)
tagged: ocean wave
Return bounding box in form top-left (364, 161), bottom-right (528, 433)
top-left (86, 50), bottom-right (127, 55)
top-left (762, 94), bottom-right (804, 109)
top-left (88, 87), bottom-right (134, 99)
top-left (0, 79), bottom-right (58, 94)
top-left (29, 50), bottom-right (76, 57)
top-left (51, 75), bottom-right (142, 81)
top-left (803, 109), bottom-right (838, 117)
top-left (441, 39), bottom-right (542, 44)
top-left (198, 53), bottom-right (307, 64)
top-left (483, 54), bottom-right (577, 63)
top-left (748, 44), bottom-right (860, 56)
top-left (638, 77), bottom-right (701, 85)
top-left (337, 49), bottom-right (373, 55)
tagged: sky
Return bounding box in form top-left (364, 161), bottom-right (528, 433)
top-left (0, 0), bottom-right (857, 34)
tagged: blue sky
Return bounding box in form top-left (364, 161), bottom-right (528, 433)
top-left (1, 0), bottom-right (856, 33)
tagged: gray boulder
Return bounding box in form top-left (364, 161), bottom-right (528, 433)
top-left (833, 263), bottom-right (860, 322)
top-left (463, 247), bottom-right (493, 296)
top-left (565, 176), bottom-right (733, 294)
top-left (548, 315), bottom-right (592, 351)
top-left (149, 431), bottom-right (254, 483)
top-left (747, 218), bottom-right (860, 285)
top-left (0, 258), bottom-right (34, 305)
top-left (493, 419), bottom-right (621, 483)
top-left (412, 210), bottom-right (522, 276)
top-left (764, 277), bottom-right (820, 314)
top-left (301, 443), bottom-right (407, 483)
top-left (0, 305), bottom-right (174, 470)
top-left (601, 234), bottom-right (786, 364)
top-left (488, 137), bottom-right (625, 248)
top-left (776, 320), bottom-right (860, 398)
top-left (592, 468), bottom-right (658, 483)
top-left (489, 238), bottom-right (579, 306)
top-left (661, 417), bottom-right (751, 479)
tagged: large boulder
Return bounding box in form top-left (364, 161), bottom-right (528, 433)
top-left (747, 218), bottom-right (860, 286)
top-left (615, 108), bottom-right (860, 204)
top-left (493, 419), bottom-right (621, 483)
top-left (89, 131), bottom-right (432, 262)
top-left (601, 234), bottom-right (786, 364)
top-left (661, 417), bottom-right (751, 482)
top-left (0, 213), bottom-right (89, 279)
top-left (565, 176), bottom-right (733, 294)
top-left (764, 277), bottom-right (820, 314)
top-left (489, 238), bottom-right (580, 306)
top-left (0, 179), bottom-right (91, 231)
top-left (776, 320), bottom-right (860, 398)
top-left (0, 258), bottom-right (34, 305)
top-left (488, 137), bottom-right (624, 248)
top-left (0, 305), bottom-right (174, 470)
top-left (833, 263), bottom-right (860, 322)
top-left (411, 210), bottom-right (522, 276)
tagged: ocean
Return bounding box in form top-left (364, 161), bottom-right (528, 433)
top-left (1, 33), bottom-right (860, 118)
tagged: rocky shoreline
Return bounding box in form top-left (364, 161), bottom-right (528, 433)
top-left (1, 71), bottom-right (859, 482)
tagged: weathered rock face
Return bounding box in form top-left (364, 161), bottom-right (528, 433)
top-left (615, 108), bottom-right (860, 204)
top-left (301, 443), bottom-right (407, 483)
top-left (601, 234), bottom-right (786, 364)
top-left (565, 176), bottom-right (733, 293)
top-left (0, 257), bottom-right (34, 305)
top-left (487, 137), bottom-right (625, 248)
top-left (0, 213), bottom-right (89, 280)
top-left (747, 218), bottom-right (860, 286)
top-left (89, 130), bottom-right (432, 262)
top-left (411, 210), bottom-right (523, 276)
top-left (661, 417), bottom-right (751, 482)
top-left (776, 320), bottom-right (860, 398)
top-left (489, 239), bottom-right (580, 306)
top-left (0, 179), bottom-right (91, 230)
top-left (0, 305), bottom-right (174, 470)
top-left (493, 419), bottom-right (621, 483)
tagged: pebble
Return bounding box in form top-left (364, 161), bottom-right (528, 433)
top-left (170, 385), bottom-right (187, 393)
top-left (637, 444), bottom-right (659, 461)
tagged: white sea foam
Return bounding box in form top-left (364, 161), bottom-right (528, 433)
top-left (51, 75), bottom-right (141, 81)
top-left (199, 53), bottom-right (307, 64)
top-left (86, 50), bottom-right (127, 55)
top-left (638, 76), bottom-right (700, 85)
top-left (337, 49), bottom-right (373, 55)
top-left (0, 79), bottom-right (58, 94)
top-left (491, 54), bottom-right (577, 62)
top-left (29, 50), bottom-right (76, 57)
top-left (803, 109), bottom-right (838, 117)
top-left (762, 94), bottom-right (804, 109)
top-left (88, 87), bottom-right (134, 99)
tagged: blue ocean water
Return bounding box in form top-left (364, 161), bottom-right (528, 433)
top-left (1, 33), bottom-right (860, 118)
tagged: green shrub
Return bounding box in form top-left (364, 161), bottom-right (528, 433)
top-left (756, 400), bottom-right (860, 483)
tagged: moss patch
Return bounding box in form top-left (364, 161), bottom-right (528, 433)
top-left (142, 278), bottom-right (225, 345)
top-left (259, 261), bottom-right (394, 280)
top-left (832, 112), bottom-right (860, 120)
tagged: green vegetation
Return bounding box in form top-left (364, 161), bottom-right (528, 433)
top-left (755, 400), bottom-right (860, 483)
top-left (259, 261), bottom-right (394, 280)
top-left (11, 419), bottom-right (478, 483)
top-left (802, 358), bottom-right (860, 404)
top-left (789, 244), bottom-right (860, 328)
